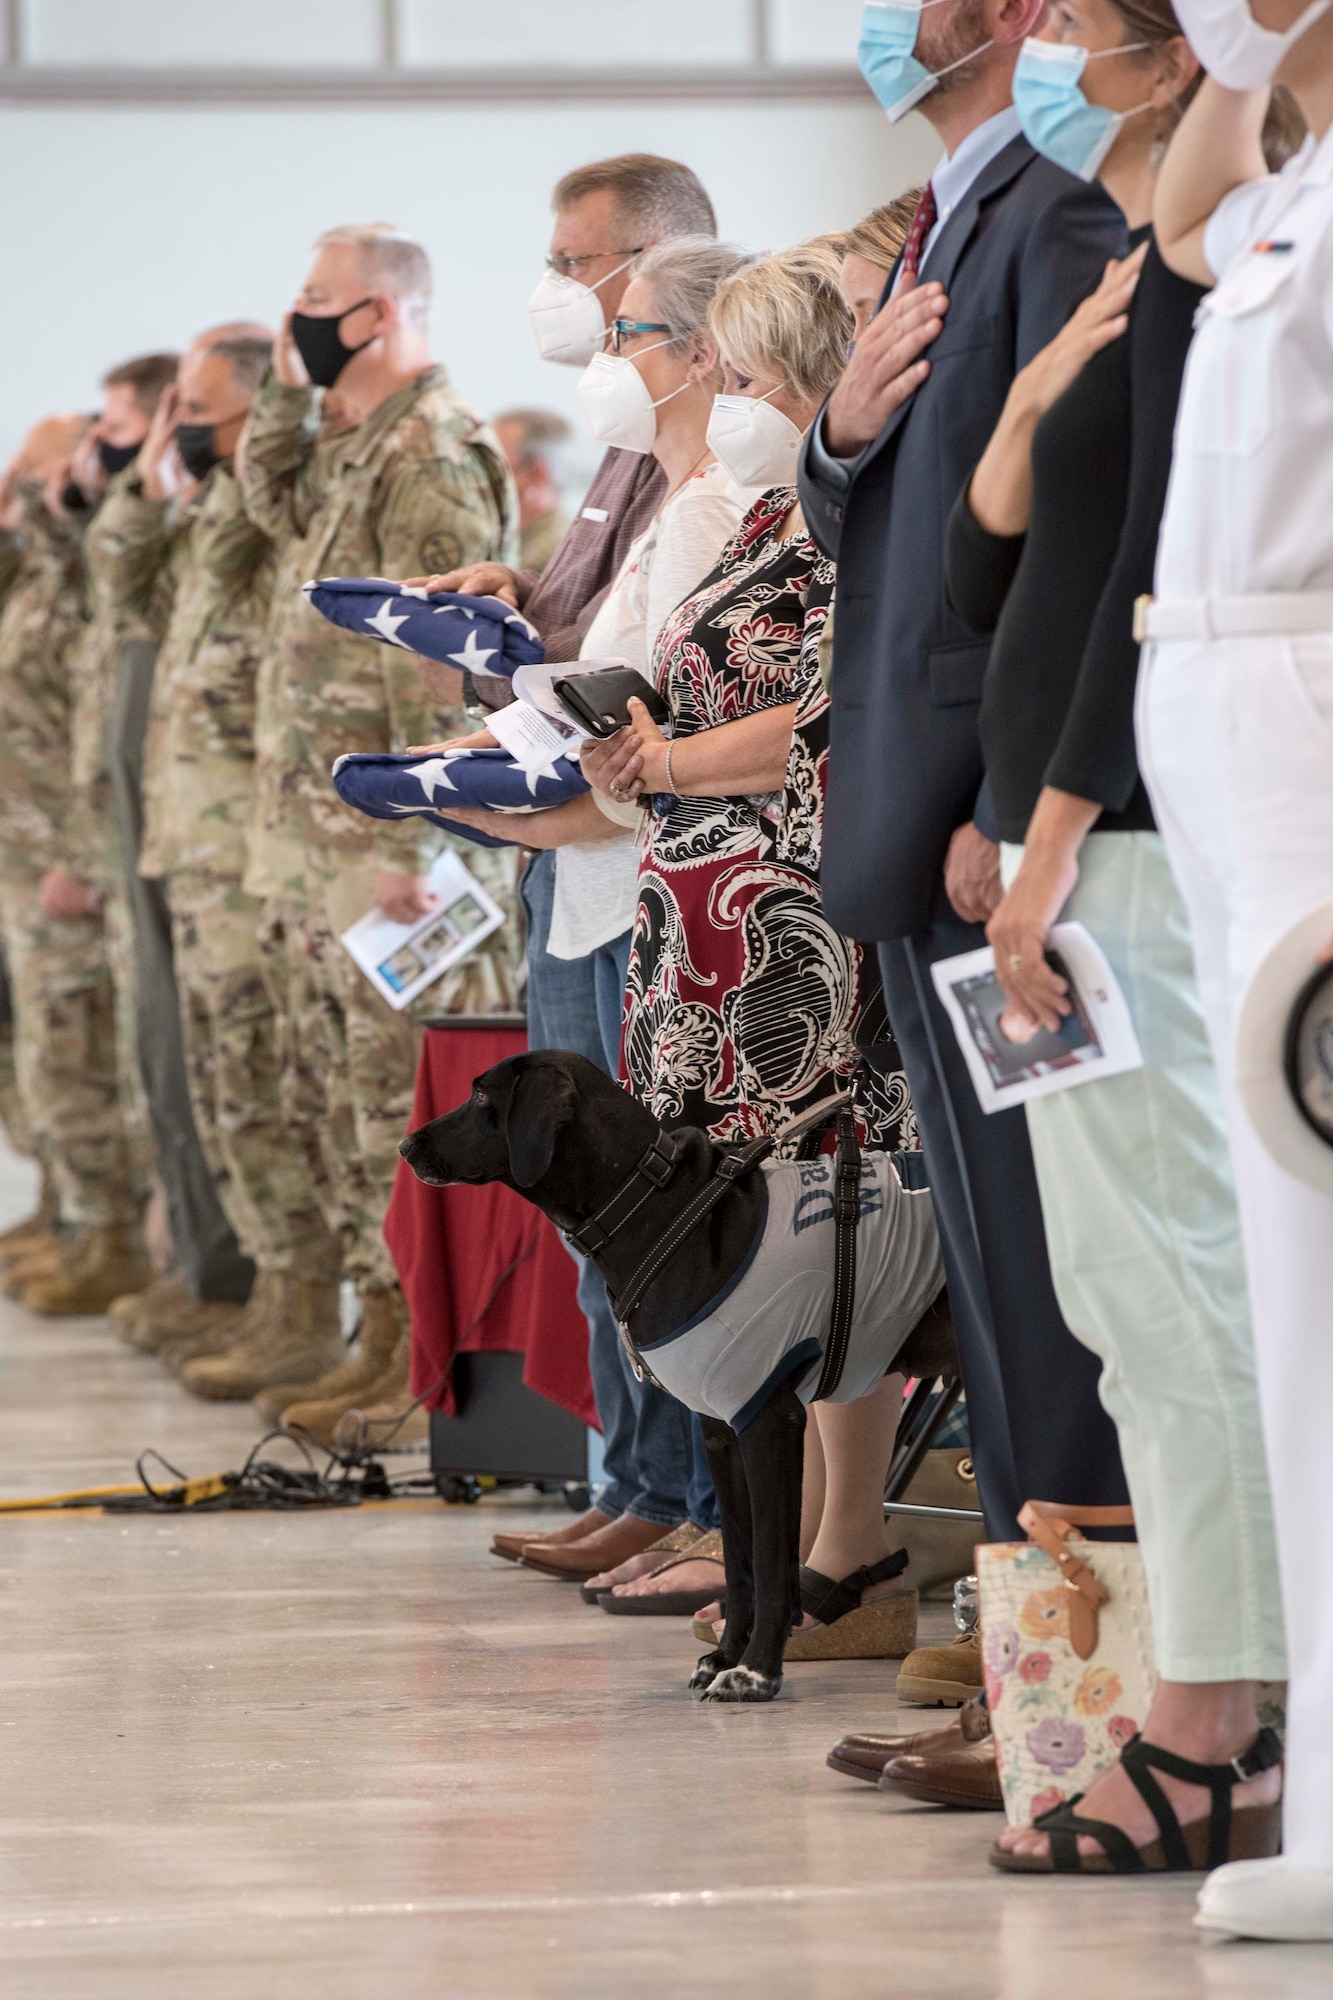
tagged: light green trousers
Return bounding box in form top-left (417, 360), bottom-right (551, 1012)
top-left (1002, 831), bottom-right (1284, 1683)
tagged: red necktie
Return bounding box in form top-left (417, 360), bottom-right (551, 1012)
top-left (899, 182), bottom-right (938, 289)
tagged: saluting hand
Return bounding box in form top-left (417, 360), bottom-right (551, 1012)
top-left (823, 282), bottom-right (950, 457)
top-left (272, 313), bottom-right (311, 390)
top-left (139, 383), bottom-right (181, 503)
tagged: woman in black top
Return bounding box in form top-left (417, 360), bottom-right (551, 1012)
top-left (945, 0), bottom-right (1298, 1880)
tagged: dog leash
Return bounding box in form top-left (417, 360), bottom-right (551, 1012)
top-left (592, 1092), bottom-right (862, 1404)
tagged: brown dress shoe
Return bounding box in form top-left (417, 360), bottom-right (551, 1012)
top-left (491, 1508), bottom-right (612, 1562)
top-left (520, 1513), bottom-right (677, 1580)
top-left (880, 1708), bottom-right (1001, 1811)
top-left (827, 1694), bottom-right (988, 1782)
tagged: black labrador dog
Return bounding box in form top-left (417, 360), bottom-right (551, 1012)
top-left (400, 1050), bottom-right (953, 1703)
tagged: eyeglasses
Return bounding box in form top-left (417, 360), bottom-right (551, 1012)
top-left (544, 247), bottom-right (645, 280)
top-left (608, 317), bottom-right (673, 356)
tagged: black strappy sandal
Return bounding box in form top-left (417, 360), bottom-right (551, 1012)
top-left (989, 1726), bottom-right (1284, 1874)
top-left (784, 1551), bottom-right (918, 1661)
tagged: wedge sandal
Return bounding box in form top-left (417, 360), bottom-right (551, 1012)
top-left (989, 1727), bottom-right (1284, 1874)
top-left (600, 1528), bottom-right (726, 1617)
top-left (784, 1551), bottom-right (918, 1662)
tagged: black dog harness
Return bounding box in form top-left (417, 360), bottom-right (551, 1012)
top-left (566, 1094), bottom-right (862, 1405)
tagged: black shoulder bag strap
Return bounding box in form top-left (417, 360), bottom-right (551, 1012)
top-left (610, 1093), bottom-right (854, 1329)
top-left (808, 1103), bottom-right (861, 1404)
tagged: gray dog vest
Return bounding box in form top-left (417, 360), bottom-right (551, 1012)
top-left (639, 1153), bottom-right (944, 1430)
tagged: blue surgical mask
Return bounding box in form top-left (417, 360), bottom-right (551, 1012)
top-left (1013, 37), bottom-right (1154, 182)
top-left (858, 0), bottom-right (994, 124)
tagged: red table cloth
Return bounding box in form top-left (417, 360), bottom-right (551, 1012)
top-left (383, 1025), bottom-right (597, 1425)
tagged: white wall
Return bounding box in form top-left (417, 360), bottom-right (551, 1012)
top-left (0, 99), bottom-right (939, 469)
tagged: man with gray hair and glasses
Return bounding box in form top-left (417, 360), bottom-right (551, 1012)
top-left (419, 156), bottom-right (724, 1580)
top-left (192, 222), bottom-right (520, 1427)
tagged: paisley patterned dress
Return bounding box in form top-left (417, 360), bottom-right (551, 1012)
top-left (622, 490), bottom-right (916, 1152)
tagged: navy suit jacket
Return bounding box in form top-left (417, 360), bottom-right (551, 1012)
top-left (799, 137), bottom-right (1127, 942)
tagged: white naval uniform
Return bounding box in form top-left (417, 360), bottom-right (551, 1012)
top-left (1138, 129), bottom-right (1333, 1867)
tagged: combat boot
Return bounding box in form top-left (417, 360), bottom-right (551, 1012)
top-left (279, 1287), bottom-right (412, 1445)
top-left (115, 1275), bottom-right (250, 1356)
top-left (179, 1275), bottom-right (343, 1402)
top-left (0, 1168), bottom-right (57, 1259)
top-left (109, 1270), bottom-right (192, 1337)
top-left (156, 1274), bottom-right (281, 1373)
top-left (255, 1284), bottom-right (395, 1424)
top-left (2, 1232), bottom-right (69, 1293)
top-left (22, 1227), bottom-right (153, 1317)
top-left (331, 1384), bottom-right (430, 1454)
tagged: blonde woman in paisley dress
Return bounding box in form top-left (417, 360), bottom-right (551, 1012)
top-left (583, 239), bottom-right (930, 1656)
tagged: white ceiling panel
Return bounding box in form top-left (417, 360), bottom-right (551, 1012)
top-left (22, 0), bottom-right (383, 68)
top-left (768, 0), bottom-right (864, 68)
top-left (401, 0), bottom-right (755, 68)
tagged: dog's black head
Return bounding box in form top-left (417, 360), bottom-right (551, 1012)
top-left (399, 1051), bottom-right (657, 1224)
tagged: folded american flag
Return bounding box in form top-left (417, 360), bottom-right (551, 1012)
top-left (302, 578), bottom-right (545, 677)
top-left (332, 748), bottom-right (589, 851)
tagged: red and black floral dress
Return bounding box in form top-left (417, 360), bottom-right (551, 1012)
top-left (621, 490), bottom-right (916, 1152)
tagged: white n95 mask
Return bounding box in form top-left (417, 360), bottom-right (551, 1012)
top-left (707, 391), bottom-right (805, 490)
top-left (1173, 0), bottom-right (1330, 88)
top-left (577, 346), bottom-right (687, 455)
top-left (528, 256), bottom-right (638, 369)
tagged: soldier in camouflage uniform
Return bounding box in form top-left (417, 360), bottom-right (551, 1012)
top-left (207, 224), bottom-right (521, 1429)
top-left (101, 335), bottom-right (345, 1389)
top-left (15, 356), bottom-right (184, 1315)
top-left (0, 415), bottom-right (152, 1311)
top-left (0, 516), bottom-right (40, 1199)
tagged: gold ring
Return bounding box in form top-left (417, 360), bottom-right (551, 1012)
top-left (1009, 955), bottom-right (1025, 971)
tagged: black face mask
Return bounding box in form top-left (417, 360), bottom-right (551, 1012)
top-left (175, 423), bottom-right (222, 482)
top-left (97, 438), bottom-right (140, 477)
top-left (289, 300), bottom-right (377, 389)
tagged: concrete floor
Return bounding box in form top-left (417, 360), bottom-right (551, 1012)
top-left (0, 1157), bottom-right (1329, 1997)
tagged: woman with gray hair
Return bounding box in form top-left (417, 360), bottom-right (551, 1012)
top-left (428, 234), bottom-right (760, 1583)
top-left (581, 242), bottom-right (921, 1660)
top-left (441, 235), bottom-right (759, 969)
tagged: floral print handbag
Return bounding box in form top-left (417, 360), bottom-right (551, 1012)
top-left (977, 1501), bottom-right (1157, 1829)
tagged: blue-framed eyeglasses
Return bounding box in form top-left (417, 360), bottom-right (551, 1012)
top-left (608, 317), bottom-right (674, 355)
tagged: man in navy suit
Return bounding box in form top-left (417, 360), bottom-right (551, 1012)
top-left (800, 0), bottom-right (1131, 1545)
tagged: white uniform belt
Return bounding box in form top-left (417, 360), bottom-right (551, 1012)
top-left (1135, 592), bottom-right (1333, 642)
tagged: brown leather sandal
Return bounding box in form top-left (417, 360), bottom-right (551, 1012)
top-left (989, 1727), bottom-right (1284, 1874)
top-left (599, 1528), bottom-right (726, 1616)
top-left (577, 1521), bottom-right (704, 1605)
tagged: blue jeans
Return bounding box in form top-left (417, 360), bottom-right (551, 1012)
top-left (521, 851), bottom-right (716, 1529)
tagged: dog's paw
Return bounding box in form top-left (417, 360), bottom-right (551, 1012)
top-left (688, 1651), bottom-right (727, 1692)
top-left (698, 1664), bottom-right (782, 1704)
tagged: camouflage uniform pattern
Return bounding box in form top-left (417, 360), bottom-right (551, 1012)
top-left (70, 474), bottom-right (167, 1189)
top-left (103, 465), bottom-right (340, 1281)
top-left (0, 533), bottom-right (34, 1162)
top-left (0, 501), bottom-right (140, 1226)
top-left (239, 366), bottom-right (522, 1290)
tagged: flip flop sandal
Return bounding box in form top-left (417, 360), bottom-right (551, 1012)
top-left (600, 1528), bottom-right (726, 1617)
top-left (989, 1728), bottom-right (1284, 1874)
top-left (783, 1551), bottom-right (918, 1662)
top-left (577, 1520), bottom-right (704, 1605)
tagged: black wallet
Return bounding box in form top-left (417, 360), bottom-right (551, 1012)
top-left (551, 666), bottom-right (671, 739)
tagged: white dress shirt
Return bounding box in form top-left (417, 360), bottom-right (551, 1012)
top-left (811, 105), bottom-right (1023, 487)
top-left (1156, 128), bottom-right (1333, 600)
top-left (546, 463), bottom-right (756, 960)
